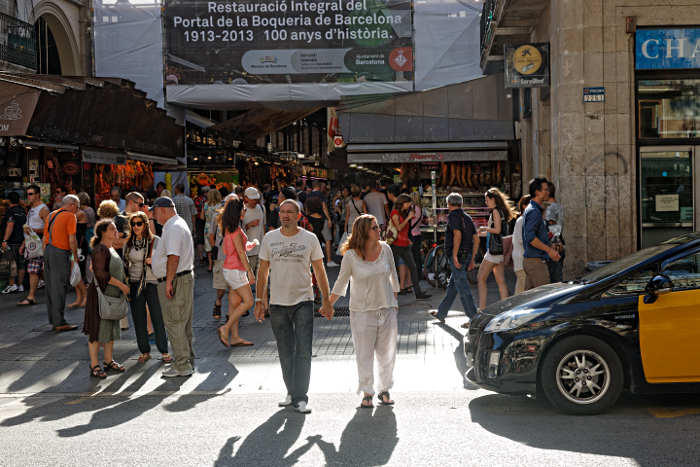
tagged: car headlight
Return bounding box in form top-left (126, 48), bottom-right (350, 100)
top-left (483, 308), bottom-right (550, 333)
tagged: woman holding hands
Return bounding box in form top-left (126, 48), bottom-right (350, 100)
top-left (330, 215), bottom-right (400, 408)
top-left (217, 198), bottom-right (257, 347)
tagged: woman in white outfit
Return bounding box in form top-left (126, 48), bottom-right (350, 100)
top-left (477, 188), bottom-right (516, 310)
top-left (330, 214), bottom-right (400, 408)
top-left (512, 195), bottom-right (531, 294)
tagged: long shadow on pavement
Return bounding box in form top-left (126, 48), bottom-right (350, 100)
top-left (434, 322), bottom-right (479, 390)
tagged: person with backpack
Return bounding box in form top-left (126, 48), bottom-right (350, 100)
top-left (429, 193), bottom-right (479, 326)
top-left (476, 188), bottom-right (517, 311)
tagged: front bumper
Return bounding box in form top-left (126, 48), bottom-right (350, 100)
top-left (465, 327), bottom-right (545, 394)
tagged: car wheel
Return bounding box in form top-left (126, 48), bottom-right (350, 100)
top-left (541, 335), bottom-right (623, 415)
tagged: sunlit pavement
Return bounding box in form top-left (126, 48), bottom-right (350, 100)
top-left (1, 264), bottom-right (699, 466)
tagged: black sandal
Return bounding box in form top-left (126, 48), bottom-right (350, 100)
top-left (90, 365), bottom-right (106, 379)
top-left (360, 395), bottom-right (374, 409)
top-left (377, 391), bottom-right (394, 405)
top-left (103, 360), bottom-right (125, 372)
top-left (213, 303), bottom-right (222, 320)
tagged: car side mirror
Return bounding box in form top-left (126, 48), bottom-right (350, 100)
top-left (643, 275), bottom-right (673, 304)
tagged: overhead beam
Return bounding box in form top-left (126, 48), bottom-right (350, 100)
top-left (494, 27), bottom-right (533, 36)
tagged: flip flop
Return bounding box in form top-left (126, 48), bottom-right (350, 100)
top-left (230, 340), bottom-right (254, 346)
top-left (217, 328), bottom-right (230, 347)
top-left (360, 395), bottom-right (374, 409)
top-left (17, 299), bottom-right (35, 306)
top-left (429, 311), bottom-right (445, 323)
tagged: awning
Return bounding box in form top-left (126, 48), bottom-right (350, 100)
top-left (347, 141), bottom-right (509, 152)
top-left (185, 110), bottom-right (216, 129)
top-left (81, 147), bottom-right (127, 165)
top-left (0, 73), bottom-right (183, 159)
top-left (126, 151), bottom-right (181, 165)
top-left (347, 150), bottom-right (508, 164)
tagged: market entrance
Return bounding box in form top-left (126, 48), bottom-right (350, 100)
top-left (639, 146), bottom-right (700, 248)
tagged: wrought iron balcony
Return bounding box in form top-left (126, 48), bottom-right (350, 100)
top-left (0, 13), bottom-right (37, 70)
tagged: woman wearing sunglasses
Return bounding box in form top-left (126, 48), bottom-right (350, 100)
top-left (329, 215), bottom-right (400, 408)
top-left (122, 211), bottom-right (171, 363)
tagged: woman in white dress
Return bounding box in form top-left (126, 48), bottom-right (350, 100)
top-left (330, 214), bottom-right (400, 408)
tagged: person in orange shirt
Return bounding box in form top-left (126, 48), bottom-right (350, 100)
top-left (44, 194), bottom-right (81, 332)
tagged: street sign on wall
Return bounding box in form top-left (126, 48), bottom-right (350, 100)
top-left (503, 43), bottom-right (550, 88)
top-left (164, 0), bottom-right (413, 85)
top-left (583, 87), bottom-right (605, 102)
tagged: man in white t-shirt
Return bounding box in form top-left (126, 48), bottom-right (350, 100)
top-left (150, 197), bottom-right (195, 378)
top-left (363, 183), bottom-right (389, 230)
top-left (254, 199), bottom-right (334, 414)
top-left (242, 187), bottom-right (265, 276)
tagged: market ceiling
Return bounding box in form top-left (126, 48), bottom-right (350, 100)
top-left (0, 73), bottom-right (183, 158)
top-left (210, 107), bottom-right (321, 141)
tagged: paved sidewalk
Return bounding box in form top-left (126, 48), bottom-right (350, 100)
top-left (0, 261), bottom-right (515, 395)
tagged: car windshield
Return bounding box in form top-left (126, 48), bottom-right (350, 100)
top-left (574, 244), bottom-right (676, 284)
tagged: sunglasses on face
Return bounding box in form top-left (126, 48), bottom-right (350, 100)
top-left (26, 192), bottom-right (36, 196)
top-left (131, 221), bottom-right (144, 227)
top-left (54, 191), bottom-right (61, 194)
top-left (138, 203), bottom-right (145, 208)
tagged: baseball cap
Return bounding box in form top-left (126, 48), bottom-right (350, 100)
top-left (244, 187), bottom-right (260, 199)
top-left (148, 197), bottom-right (175, 211)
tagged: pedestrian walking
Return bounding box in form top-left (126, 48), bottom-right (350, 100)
top-left (363, 182), bottom-right (389, 230)
top-left (150, 197), bottom-right (196, 377)
top-left (194, 185), bottom-right (210, 267)
top-left (172, 183), bottom-right (197, 236)
top-left (1, 192), bottom-right (26, 295)
top-left (77, 191), bottom-right (95, 278)
top-left (242, 187), bottom-right (266, 279)
top-left (83, 219), bottom-right (130, 378)
top-left (409, 191), bottom-right (424, 282)
top-left (305, 180), bottom-right (338, 267)
top-left (44, 195), bottom-right (81, 331)
top-left (388, 194), bottom-right (431, 300)
top-left (429, 193), bottom-right (479, 325)
top-left (345, 185), bottom-right (367, 235)
top-left (476, 188), bottom-right (516, 310)
top-left (522, 178), bottom-right (561, 290)
top-left (17, 185), bottom-right (49, 307)
top-left (67, 194), bottom-right (88, 308)
top-left (203, 188), bottom-right (221, 272)
top-left (254, 199), bottom-right (334, 414)
top-left (114, 192), bottom-right (146, 330)
top-left (330, 214), bottom-right (400, 408)
top-left (512, 195), bottom-right (531, 294)
top-left (209, 194), bottom-right (239, 320)
top-left (122, 211), bottom-right (172, 364)
top-left (544, 182), bottom-right (565, 283)
top-left (216, 198), bottom-right (257, 347)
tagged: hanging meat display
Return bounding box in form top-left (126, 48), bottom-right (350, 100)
top-left (94, 160), bottom-right (155, 204)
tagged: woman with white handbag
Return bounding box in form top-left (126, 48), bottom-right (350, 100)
top-left (82, 218), bottom-right (130, 379)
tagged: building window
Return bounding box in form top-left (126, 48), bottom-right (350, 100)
top-left (638, 79), bottom-right (700, 139)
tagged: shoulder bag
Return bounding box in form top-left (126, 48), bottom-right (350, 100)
top-left (95, 282), bottom-right (129, 321)
top-left (488, 209), bottom-right (508, 256)
top-left (384, 214), bottom-right (399, 245)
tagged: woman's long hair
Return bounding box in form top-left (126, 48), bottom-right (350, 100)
top-left (90, 218), bottom-right (114, 248)
top-left (394, 194), bottom-right (412, 219)
top-left (341, 214), bottom-right (377, 258)
top-left (486, 188), bottom-right (516, 222)
top-left (207, 189), bottom-right (222, 207)
top-left (518, 195), bottom-right (532, 217)
top-left (219, 198), bottom-right (245, 234)
top-left (124, 212), bottom-right (154, 249)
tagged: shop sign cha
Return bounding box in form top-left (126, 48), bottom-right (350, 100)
top-left (636, 28), bottom-right (700, 69)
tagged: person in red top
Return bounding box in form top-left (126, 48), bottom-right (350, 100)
top-left (43, 194), bottom-right (81, 331)
top-left (389, 194), bottom-right (431, 300)
top-left (217, 198), bottom-right (257, 347)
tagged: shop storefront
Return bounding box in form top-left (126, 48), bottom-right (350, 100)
top-left (635, 29), bottom-right (700, 247)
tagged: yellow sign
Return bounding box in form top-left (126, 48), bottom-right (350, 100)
top-left (512, 45), bottom-right (542, 75)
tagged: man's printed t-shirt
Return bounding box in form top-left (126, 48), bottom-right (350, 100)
top-left (259, 228), bottom-right (324, 306)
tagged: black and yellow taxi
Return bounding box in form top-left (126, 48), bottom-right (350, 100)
top-left (465, 233), bottom-right (700, 414)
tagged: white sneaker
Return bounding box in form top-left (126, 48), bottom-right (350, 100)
top-left (38, 280), bottom-right (45, 289)
top-left (2, 284), bottom-right (18, 294)
top-left (326, 261), bottom-right (339, 268)
top-left (295, 401), bottom-right (312, 413)
top-left (278, 394), bottom-right (293, 407)
top-left (17, 285), bottom-right (23, 292)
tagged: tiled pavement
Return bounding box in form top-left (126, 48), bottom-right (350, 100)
top-left (0, 263), bottom-right (516, 364)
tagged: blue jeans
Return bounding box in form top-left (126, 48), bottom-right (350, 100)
top-left (270, 301), bottom-right (314, 406)
top-left (547, 248), bottom-right (566, 283)
top-left (435, 255), bottom-right (478, 321)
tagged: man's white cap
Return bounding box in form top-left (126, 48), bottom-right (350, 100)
top-left (244, 187), bottom-right (260, 199)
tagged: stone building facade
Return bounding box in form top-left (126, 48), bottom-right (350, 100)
top-left (481, 0), bottom-right (700, 277)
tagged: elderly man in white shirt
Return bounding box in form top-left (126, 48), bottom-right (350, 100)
top-left (150, 197), bottom-right (195, 377)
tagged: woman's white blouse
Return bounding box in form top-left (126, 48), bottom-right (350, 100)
top-left (512, 216), bottom-right (525, 271)
top-left (331, 242), bottom-right (400, 312)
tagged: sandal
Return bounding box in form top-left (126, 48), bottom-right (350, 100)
top-left (137, 353), bottom-right (151, 363)
top-left (377, 391), bottom-right (394, 405)
top-left (360, 395), bottom-right (374, 409)
top-left (217, 328), bottom-right (230, 347)
top-left (17, 298), bottom-right (35, 306)
top-left (103, 360), bottom-right (125, 372)
top-left (161, 353), bottom-right (173, 363)
top-left (90, 365), bottom-right (106, 379)
top-left (213, 303), bottom-right (222, 320)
